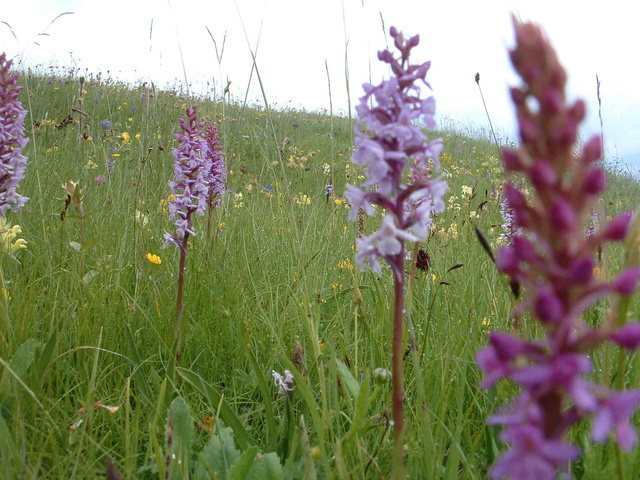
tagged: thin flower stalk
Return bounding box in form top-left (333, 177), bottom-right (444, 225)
top-left (345, 26), bottom-right (446, 473)
top-left (477, 17), bottom-right (640, 480)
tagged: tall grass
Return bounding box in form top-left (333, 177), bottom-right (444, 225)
top-left (0, 63), bottom-right (639, 478)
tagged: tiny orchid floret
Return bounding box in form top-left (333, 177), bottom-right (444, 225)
top-left (0, 53), bottom-right (29, 216)
top-left (477, 18), bottom-right (640, 479)
top-left (272, 369), bottom-right (295, 395)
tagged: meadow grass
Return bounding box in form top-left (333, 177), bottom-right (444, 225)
top-left (1, 69), bottom-right (640, 479)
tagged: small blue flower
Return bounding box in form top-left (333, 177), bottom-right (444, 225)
top-left (131, 109), bottom-right (137, 113)
top-left (100, 120), bottom-right (112, 129)
top-left (261, 185), bottom-right (273, 193)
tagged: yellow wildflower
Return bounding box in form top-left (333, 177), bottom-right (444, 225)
top-left (146, 253), bottom-right (162, 265)
top-left (121, 132), bottom-right (131, 144)
top-left (135, 210), bottom-right (148, 227)
top-left (233, 192), bottom-right (244, 208)
top-left (0, 218), bottom-right (27, 254)
top-left (338, 259), bottom-right (355, 270)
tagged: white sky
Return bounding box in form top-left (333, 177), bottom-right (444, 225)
top-left (2, 0), bottom-right (639, 163)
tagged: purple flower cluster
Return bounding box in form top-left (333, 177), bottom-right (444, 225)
top-left (345, 27), bottom-right (446, 279)
top-left (499, 197), bottom-right (519, 245)
top-left (0, 53), bottom-right (29, 216)
top-left (204, 122), bottom-right (225, 209)
top-left (477, 19), bottom-right (640, 479)
top-left (164, 106), bottom-right (225, 249)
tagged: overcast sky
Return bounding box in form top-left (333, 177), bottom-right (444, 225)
top-left (3, 0), bottom-right (639, 166)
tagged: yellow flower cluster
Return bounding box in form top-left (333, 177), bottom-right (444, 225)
top-left (159, 194), bottom-right (176, 213)
top-left (338, 258), bottom-right (355, 270)
top-left (293, 194), bottom-right (311, 206)
top-left (146, 253), bottom-right (162, 265)
top-left (0, 218), bottom-right (26, 255)
top-left (233, 193), bottom-right (244, 208)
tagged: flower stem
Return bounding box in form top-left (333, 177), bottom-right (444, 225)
top-left (391, 251), bottom-right (406, 478)
top-left (174, 232), bottom-right (190, 363)
top-left (0, 262), bottom-right (11, 351)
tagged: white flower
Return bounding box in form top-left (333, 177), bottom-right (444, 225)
top-left (272, 369), bottom-right (295, 395)
top-left (355, 215), bottom-right (419, 275)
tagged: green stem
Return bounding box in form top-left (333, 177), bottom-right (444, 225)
top-left (0, 261), bottom-right (11, 351)
top-left (174, 232), bottom-right (190, 363)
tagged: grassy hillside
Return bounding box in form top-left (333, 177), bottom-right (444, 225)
top-left (1, 69), bottom-right (640, 479)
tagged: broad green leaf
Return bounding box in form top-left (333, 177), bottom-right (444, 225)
top-left (343, 373), bottom-right (371, 445)
top-left (228, 445), bottom-right (259, 480)
top-left (35, 330), bottom-right (57, 386)
top-left (335, 358), bottom-right (359, 399)
top-left (0, 338), bottom-right (40, 395)
top-left (244, 452), bottom-right (282, 480)
top-left (197, 426), bottom-right (240, 480)
top-left (170, 396), bottom-right (194, 453)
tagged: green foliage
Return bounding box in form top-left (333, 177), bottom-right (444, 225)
top-left (161, 395), bottom-right (282, 480)
top-left (1, 70), bottom-right (639, 479)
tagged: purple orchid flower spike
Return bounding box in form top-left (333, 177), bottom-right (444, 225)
top-left (164, 106), bottom-right (226, 362)
top-left (477, 17), bottom-right (640, 479)
top-left (345, 27), bottom-right (447, 473)
top-left (0, 53), bottom-right (29, 216)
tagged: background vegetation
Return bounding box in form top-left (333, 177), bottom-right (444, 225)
top-left (1, 69), bottom-right (640, 478)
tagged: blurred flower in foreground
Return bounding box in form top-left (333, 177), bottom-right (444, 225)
top-left (477, 17), bottom-right (640, 480)
top-left (0, 53), bottom-right (29, 216)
